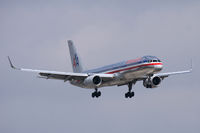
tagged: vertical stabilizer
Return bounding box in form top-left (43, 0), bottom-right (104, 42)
top-left (68, 40), bottom-right (83, 73)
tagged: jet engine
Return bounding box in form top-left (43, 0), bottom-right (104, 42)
top-left (143, 76), bottom-right (162, 88)
top-left (83, 75), bottom-right (102, 88)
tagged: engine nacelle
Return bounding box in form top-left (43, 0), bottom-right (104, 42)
top-left (143, 76), bottom-right (162, 88)
top-left (83, 75), bottom-right (102, 88)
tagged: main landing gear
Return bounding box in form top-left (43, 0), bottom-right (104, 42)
top-left (125, 82), bottom-right (135, 98)
top-left (92, 88), bottom-right (101, 98)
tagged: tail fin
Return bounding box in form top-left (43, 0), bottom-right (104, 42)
top-left (68, 40), bottom-right (83, 73)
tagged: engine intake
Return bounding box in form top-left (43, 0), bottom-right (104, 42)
top-left (143, 76), bottom-right (162, 88)
top-left (93, 76), bottom-right (102, 85)
top-left (152, 76), bottom-right (161, 86)
top-left (84, 75), bottom-right (102, 88)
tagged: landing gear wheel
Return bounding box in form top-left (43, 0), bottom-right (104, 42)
top-left (130, 92), bottom-right (134, 98)
top-left (147, 84), bottom-right (152, 88)
top-left (97, 91), bottom-right (101, 97)
top-left (92, 92), bottom-right (95, 98)
top-left (91, 89), bottom-right (101, 98)
top-left (125, 92), bottom-right (129, 98)
top-left (125, 92), bottom-right (135, 98)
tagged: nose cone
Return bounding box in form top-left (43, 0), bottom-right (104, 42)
top-left (155, 63), bottom-right (163, 71)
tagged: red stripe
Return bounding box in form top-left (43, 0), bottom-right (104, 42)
top-left (106, 63), bottom-right (163, 74)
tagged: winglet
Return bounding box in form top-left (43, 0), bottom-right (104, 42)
top-left (7, 56), bottom-right (20, 70)
top-left (190, 59), bottom-right (193, 72)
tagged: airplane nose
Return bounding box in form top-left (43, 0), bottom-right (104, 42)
top-left (155, 63), bottom-right (163, 71)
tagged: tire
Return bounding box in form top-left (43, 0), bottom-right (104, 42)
top-left (92, 93), bottom-right (95, 98)
top-left (125, 93), bottom-right (129, 98)
top-left (97, 91), bottom-right (101, 97)
top-left (130, 92), bottom-right (134, 98)
top-left (132, 92), bottom-right (135, 96)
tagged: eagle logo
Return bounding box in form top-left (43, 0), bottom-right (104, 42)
top-left (73, 54), bottom-right (79, 68)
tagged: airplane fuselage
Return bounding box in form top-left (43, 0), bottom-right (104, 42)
top-left (70, 56), bottom-right (163, 88)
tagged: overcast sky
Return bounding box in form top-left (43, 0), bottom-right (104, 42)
top-left (0, 0), bottom-right (200, 133)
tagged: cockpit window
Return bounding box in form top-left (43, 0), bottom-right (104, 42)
top-left (146, 58), bottom-right (161, 63)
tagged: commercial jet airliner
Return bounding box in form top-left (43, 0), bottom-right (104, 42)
top-left (8, 40), bottom-right (192, 98)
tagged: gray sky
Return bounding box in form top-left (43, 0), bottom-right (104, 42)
top-left (0, 0), bottom-right (200, 133)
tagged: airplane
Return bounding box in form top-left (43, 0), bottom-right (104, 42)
top-left (8, 40), bottom-right (192, 98)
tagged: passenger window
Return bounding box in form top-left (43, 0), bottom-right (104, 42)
top-left (153, 60), bottom-right (157, 62)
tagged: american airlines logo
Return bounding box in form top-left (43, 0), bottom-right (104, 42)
top-left (73, 54), bottom-right (79, 68)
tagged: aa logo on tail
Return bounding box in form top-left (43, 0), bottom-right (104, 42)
top-left (73, 54), bottom-right (79, 68)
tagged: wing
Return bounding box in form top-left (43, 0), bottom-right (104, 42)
top-left (154, 69), bottom-right (192, 79)
top-left (8, 56), bottom-right (114, 82)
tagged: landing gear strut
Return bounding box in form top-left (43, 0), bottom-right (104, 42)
top-left (125, 82), bottom-right (135, 98)
top-left (92, 88), bottom-right (101, 98)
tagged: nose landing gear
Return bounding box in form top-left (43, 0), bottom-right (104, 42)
top-left (125, 82), bottom-right (135, 98)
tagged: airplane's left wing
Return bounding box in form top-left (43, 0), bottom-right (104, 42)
top-left (8, 56), bottom-right (114, 81)
top-left (154, 69), bottom-right (192, 79)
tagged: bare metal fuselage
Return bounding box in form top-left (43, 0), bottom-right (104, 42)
top-left (70, 62), bottom-right (163, 89)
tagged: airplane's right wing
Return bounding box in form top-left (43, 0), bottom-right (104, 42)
top-left (8, 56), bottom-right (114, 82)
